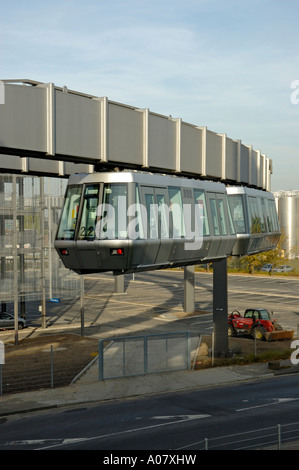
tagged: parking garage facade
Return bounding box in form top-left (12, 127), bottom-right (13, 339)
top-left (0, 174), bottom-right (80, 319)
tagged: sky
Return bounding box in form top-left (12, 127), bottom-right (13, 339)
top-left (1, 0), bottom-right (299, 192)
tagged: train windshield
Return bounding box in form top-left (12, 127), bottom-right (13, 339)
top-left (56, 185), bottom-right (82, 240)
top-left (78, 183), bottom-right (128, 240)
top-left (78, 185), bottom-right (100, 240)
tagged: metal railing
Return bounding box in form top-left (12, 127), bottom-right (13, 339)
top-left (179, 422), bottom-right (299, 450)
top-left (98, 331), bottom-right (191, 381)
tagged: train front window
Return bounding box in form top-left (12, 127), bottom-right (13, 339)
top-left (78, 185), bottom-right (100, 240)
top-left (56, 185), bottom-right (82, 240)
top-left (96, 184), bottom-right (128, 239)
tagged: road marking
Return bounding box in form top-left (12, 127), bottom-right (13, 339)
top-left (152, 414), bottom-right (210, 420)
top-left (34, 414), bottom-right (211, 450)
top-left (237, 397), bottom-right (299, 412)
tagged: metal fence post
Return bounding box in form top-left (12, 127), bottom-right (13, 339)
top-left (122, 340), bottom-right (126, 377)
top-left (0, 364), bottom-right (2, 396)
top-left (50, 345), bottom-right (54, 388)
top-left (144, 336), bottom-right (148, 374)
top-left (186, 332), bottom-right (191, 370)
top-left (98, 340), bottom-right (104, 381)
top-left (204, 438), bottom-right (208, 450)
top-left (278, 424), bottom-right (281, 450)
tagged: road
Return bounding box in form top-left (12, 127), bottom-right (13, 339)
top-left (1, 373), bottom-right (299, 450)
top-left (1, 271), bottom-right (299, 452)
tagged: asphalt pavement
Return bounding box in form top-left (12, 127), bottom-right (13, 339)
top-left (1, 325), bottom-right (299, 419)
top-left (1, 271), bottom-right (299, 418)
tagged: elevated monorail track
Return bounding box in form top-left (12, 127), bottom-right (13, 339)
top-left (0, 79), bottom-right (272, 190)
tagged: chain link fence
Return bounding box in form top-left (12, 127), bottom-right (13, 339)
top-left (0, 336), bottom-right (98, 395)
top-left (98, 332), bottom-right (191, 380)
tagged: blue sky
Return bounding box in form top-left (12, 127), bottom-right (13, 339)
top-left (1, 0), bottom-right (299, 191)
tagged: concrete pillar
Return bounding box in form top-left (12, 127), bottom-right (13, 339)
top-left (213, 258), bottom-right (228, 357)
top-left (115, 274), bottom-right (125, 293)
top-left (184, 265), bottom-right (195, 313)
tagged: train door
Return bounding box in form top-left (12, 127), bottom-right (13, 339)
top-left (206, 192), bottom-right (231, 258)
top-left (216, 193), bottom-right (235, 256)
top-left (155, 187), bottom-right (173, 263)
top-left (138, 186), bottom-right (160, 266)
top-left (76, 183), bottom-right (103, 270)
top-left (139, 186), bottom-right (172, 267)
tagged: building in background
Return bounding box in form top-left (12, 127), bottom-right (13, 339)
top-left (0, 174), bottom-right (80, 319)
top-left (274, 190), bottom-right (299, 259)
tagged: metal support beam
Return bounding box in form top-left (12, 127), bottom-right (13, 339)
top-left (184, 265), bottom-right (195, 313)
top-left (213, 258), bottom-right (228, 357)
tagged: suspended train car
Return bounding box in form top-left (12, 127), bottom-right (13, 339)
top-left (54, 171), bottom-right (237, 275)
top-left (226, 186), bottom-right (281, 256)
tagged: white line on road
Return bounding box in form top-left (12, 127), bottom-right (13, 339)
top-left (236, 397), bottom-right (299, 412)
top-left (35, 414), bottom-right (211, 450)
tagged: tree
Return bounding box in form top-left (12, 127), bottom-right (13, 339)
top-left (240, 230), bottom-right (291, 275)
top-left (240, 252), bottom-right (267, 275)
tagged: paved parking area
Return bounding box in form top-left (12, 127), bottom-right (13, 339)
top-left (2, 270), bottom-right (299, 341)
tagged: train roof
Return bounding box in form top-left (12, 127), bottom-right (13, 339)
top-left (67, 171), bottom-right (227, 192)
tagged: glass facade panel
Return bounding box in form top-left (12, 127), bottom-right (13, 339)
top-left (0, 174), bottom-right (80, 307)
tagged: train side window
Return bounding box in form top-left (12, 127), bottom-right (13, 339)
top-left (226, 199), bottom-right (236, 235)
top-left (168, 187), bottom-right (185, 238)
top-left (193, 190), bottom-right (209, 236)
top-left (209, 198), bottom-right (220, 236)
top-left (145, 192), bottom-right (158, 239)
top-left (78, 185), bottom-right (100, 240)
top-left (249, 197), bottom-right (261, 234)
top-left (156, 192), bottom-right (170, 239)
top-left (269, 200), bottom-right (279, 232)
top-left (56, 185), bottom-right (82, 240)
top-left (217, 198), bottom-right (228, 235)
top-left (132, 185), bottom-right (145, 239)
top-left (228, 195), bottom-right (246, 234)
top-left (263, 198), bottom-right (272, 231)
top-left (257, 198), bottom-right (266, 232)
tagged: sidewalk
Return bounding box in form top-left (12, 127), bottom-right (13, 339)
top-left (1, 355), bottom-right (297, 418)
